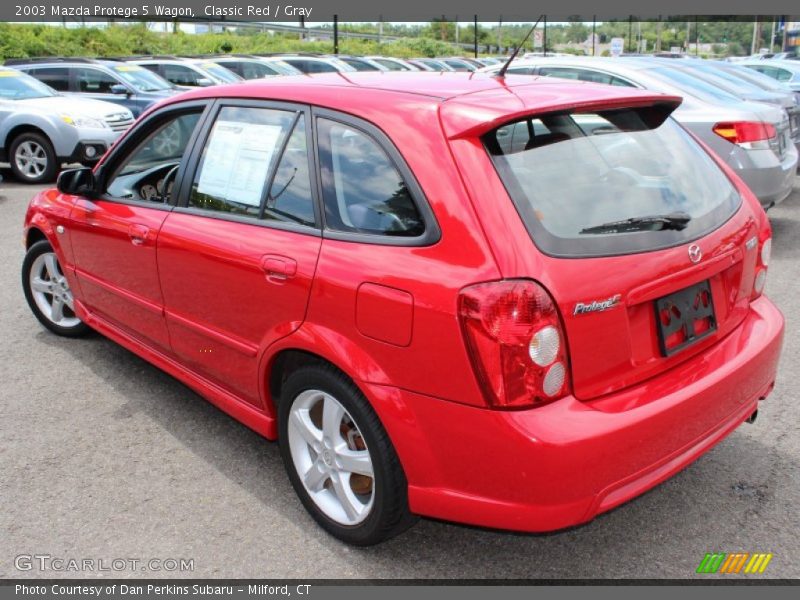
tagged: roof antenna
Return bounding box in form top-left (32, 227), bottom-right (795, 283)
top-left (496, 15), bottom-right (543, 78)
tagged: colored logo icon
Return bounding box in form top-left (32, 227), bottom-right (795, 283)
top-left (697, 552), bottom-right (773, 574)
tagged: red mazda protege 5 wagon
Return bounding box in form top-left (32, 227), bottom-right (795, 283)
top-left (22, 72), bottom-right (784, 545)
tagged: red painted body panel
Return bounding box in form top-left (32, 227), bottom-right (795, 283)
top-left (69, 199), bottom-right (172, 351)
top-left (156, 212), bottom-right (322, 407)
top-left (363, 296), bottom-right (782, 532)
top-left (23, 73), bottom-right (785, 534)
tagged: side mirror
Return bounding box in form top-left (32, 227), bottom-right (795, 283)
top-left (110, 84), bottom-right (130, 96)
top-left (196, 78), bottom-right (214, 87)
top-left (57, 168), bottom-right (95, 196)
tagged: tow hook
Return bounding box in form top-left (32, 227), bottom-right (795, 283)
top-left (746, 409), bottom-right (758, 424)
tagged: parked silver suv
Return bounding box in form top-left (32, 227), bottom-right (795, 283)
top-left (0, 67), bottom-right (133, 183)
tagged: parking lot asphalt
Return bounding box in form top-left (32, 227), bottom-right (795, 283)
top-left (1, 173), bottom-right (798, 580)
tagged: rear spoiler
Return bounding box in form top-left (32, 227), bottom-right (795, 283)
top-left (441, 91), bottom-right (683, 140)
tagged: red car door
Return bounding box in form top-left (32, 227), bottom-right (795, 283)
top-left (68, 106), bottom-right (208, 352)
top-left (157, 102), bottom-right (322, 407)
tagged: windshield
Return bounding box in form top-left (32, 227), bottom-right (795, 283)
top-left (373, 58), bottom-right (408, 71)
top-left (341, 58), bottom-right (381, 71)
top-left (198, 62), bottom-right (242, 83)
top-left (0, 70), bottom-right (57, 100)
top-left (646, 66), bottom-right (743, 104)
top-left (682, 66), bottom-right (773, 97)
top-left (112, 65), bottom-right (172, 91)
top-left (269, 60), bottom-right (302, 75)
top-left (722, 66), bottom-right (791, 92)
top-left (484, 108), bottom-right (741, 257)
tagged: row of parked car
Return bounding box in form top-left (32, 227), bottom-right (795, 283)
top-left (2, 51), bottom-right (799, 202)
top-left (478, 56), bottom-right (800, 209)
top-left (0, 53), bottom-right (504, 184)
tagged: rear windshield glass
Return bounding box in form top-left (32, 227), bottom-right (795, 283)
top-left (484, 107), bottom-right (741, 257)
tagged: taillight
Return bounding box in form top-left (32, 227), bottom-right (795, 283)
top-left (713, 121), bottom-right (776, 150)
top-left (752, 237), bottom-right (771, 300)
top-left (458, 280), bottom-right (570, 409)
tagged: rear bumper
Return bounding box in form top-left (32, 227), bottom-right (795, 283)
top-left (364, 296), bottom-right (784, 533)
top-left (734, 145), bottom-right (798, 207)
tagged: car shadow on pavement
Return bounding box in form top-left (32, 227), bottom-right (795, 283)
top-left (41, 329), bottom-right (800, 579)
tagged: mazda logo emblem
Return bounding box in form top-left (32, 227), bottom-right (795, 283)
top-left (688, 244), bottom-right (702, 264)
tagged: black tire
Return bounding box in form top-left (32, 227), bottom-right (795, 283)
top-left (278, 363), bottom-right (416, 545)
top-left (9, 132), bottom-right (58, 184)
top-left (22, 240), bottom-right (90, 337)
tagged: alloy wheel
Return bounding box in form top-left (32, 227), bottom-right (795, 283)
top-left (287, 389), bottom-right (376, 526)
top-left (28, 252), bottom-right (81, 328)
top-left (14, 141), bottom-right (48, 179)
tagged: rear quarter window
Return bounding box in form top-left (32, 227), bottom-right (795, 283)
top-left (484, 107), bottom-right (742, 258)
top-left (316, 117), bottom-right (425, 238)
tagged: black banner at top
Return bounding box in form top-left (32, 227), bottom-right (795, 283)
top-left (2, 0), bottom-right (800, 22)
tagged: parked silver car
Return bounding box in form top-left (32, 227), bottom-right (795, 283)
top-left (0, 67), bottom-right (133, 183)
top-left (120, 56), bottom-right (243, 87)
top-left (270, 55), bottom-right (357, 74)
top-left (702, 60), bottom-right (800, 103)
top-left (479, 57), bottom-right (798, 208)
top-left (652, 59), bottom-right (800, 154)
top-left (741, 60), bottom-right (800, 94)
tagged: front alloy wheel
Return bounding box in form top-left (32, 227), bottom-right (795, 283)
top-left (10, 133), bottom-right (57, 184)
top-left (22, 240), bottom-right (89, 337)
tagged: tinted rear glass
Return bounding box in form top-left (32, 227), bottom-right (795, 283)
top-left (484, 108), bottom-right (741, 257)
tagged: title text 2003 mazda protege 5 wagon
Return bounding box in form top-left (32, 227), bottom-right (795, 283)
top-left (22, 72), bottom-right (784, 545)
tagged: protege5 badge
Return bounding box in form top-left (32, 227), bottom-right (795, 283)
top-left (573, 294), bottom-right (622, 316)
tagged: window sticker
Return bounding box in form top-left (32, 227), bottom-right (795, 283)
top-left (197, 120), bottom-right (283, 208)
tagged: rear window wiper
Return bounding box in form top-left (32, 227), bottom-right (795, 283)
top-left (579, 212), bottom-right (691, 235)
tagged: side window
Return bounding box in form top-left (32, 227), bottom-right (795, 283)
top-left (163, 64), bottom-right (202, 86)
top-left (216, 61), bottom-right (242, 77)
top-left (539, 67), bottom-right (582, 81)
top-left (495, 119), bottom-right (556, 154)
top-left (189, 106), bottom-right (312, 223)
top-left (775, 68), bottom-right (792, 82)
top-left (74, 67), bottom-right (118, 93)
top-left (264, 118), bottom-right (315, 226)
top-left (242, 61), bottom-right (277, 78)
top-left (304, 60), bottom-right (337, 74)
top-left (28, 67), bottom-right (70, 91)
top-left (317, 118), bottom-right (424, 237)
top-left (139, 64), bottom-right (162, 75)
top-left (106, 111), bottom-right (202, 202)
top-left (508, 67), bottom-right (537, 75)
top-left (610, 76), bottom-right (635, 87)
top-left (444, 60), bottom-right (470, 72)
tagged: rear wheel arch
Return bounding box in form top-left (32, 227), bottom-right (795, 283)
top-left (262, 327), bottom-right (393, 421)
top-left (267, 349), bottom-right (354, 420)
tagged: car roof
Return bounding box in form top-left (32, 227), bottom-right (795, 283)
top-left (163, 72), bottom-right (680, 138)
top-left (11, 58), bottom-right (122, 69)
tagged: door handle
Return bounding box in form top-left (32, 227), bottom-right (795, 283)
top-left (261, 254), bottom-right (298, 283)
top-left (128, 224), bottom-right (150, 246)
